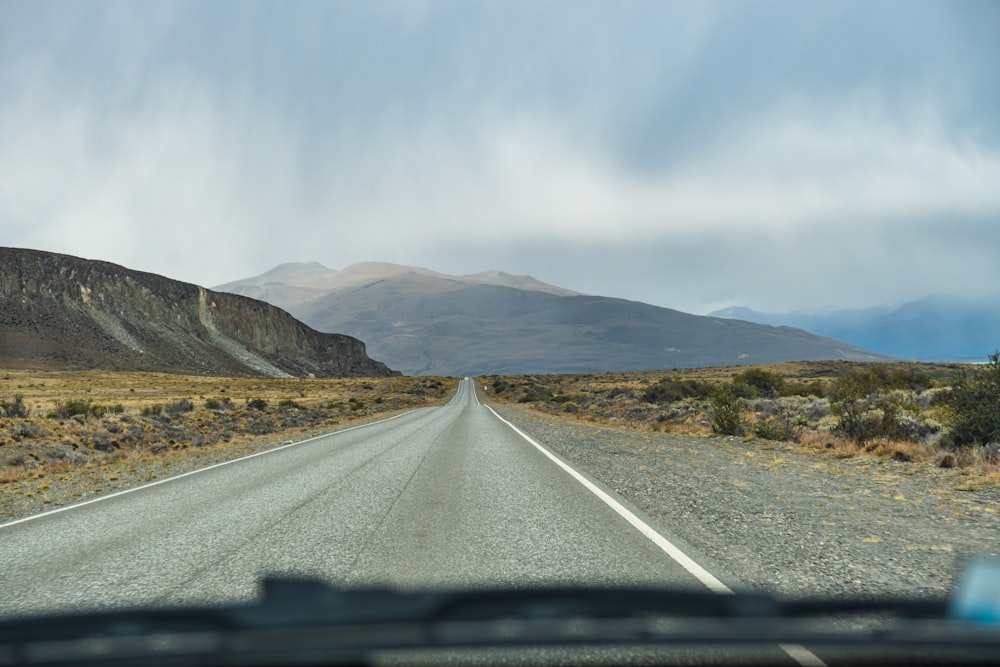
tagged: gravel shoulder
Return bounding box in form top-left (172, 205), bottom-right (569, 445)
top-left (490, 401), bottom-right (1000, 599)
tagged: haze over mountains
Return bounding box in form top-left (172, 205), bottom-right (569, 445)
top-left (710, 296), bottom-right (1000, 362)
top-left (217, 262), bottom-right (888, 376)
top-left (0, 248), bottom-right (395, 377)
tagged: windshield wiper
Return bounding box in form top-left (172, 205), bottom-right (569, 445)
top-left (0, 577), bottom-right (995, 666)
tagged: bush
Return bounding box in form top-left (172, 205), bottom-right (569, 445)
top-left (248, 416), bottom-right (276, 435)
top-left (164, 399), bottom-right (194, 414)
top-left (141, 404), bottom-right (163, 417)
top-left (832, 392), bottom-right (908, 447)
top-left (51, 399), bottom-right (104, 419)
top-left (752, 408), bottom-right (805, 442)
top-left (0, 394), bottom-right (29, 418)
top-left (204, 398), bottom-right (223, 410)
top-left (831, 364), bottom-right (934, 399)
top-left (517, 386), bottom-right (553, 403)
top-left (943, 352), bottom-right (1000, 447)
top-left (733, 369), bottom-right (785, 398)
top-left (246, 398), bottom-right (269, 411)
top-left (710, 387), bottom-right (745, 436)
top-left (642, 378), bottom-right (707, 404)
top-left (784, 381), bottom-right (825, 398)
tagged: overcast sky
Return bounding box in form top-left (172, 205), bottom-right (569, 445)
top-left (2, 1), bottom-right (998, 314)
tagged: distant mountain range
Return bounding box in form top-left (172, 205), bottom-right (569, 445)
top-left (709, 295), bottom-right (1000, 362)
top-left (217, 262), bottom-right (889, 376)
top-left (0, 248), bottom-right (395, 377)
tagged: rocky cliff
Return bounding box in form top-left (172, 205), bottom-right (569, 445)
top-left (0, 248), bottom-right (396, 377)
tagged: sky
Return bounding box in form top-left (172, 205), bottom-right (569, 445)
top-left (1, 0), bottom-right (998, 315)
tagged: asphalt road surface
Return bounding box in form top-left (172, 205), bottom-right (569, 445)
top-left (0, 379), bottom-right (819, 664)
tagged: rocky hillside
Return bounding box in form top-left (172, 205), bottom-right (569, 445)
top-left (218, 262), bottom-right (890, 376)
top-left (0, 248), bottom-right (396, 377)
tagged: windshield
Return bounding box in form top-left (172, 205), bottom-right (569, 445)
top-left (1, 1), bottom-right (998, 664)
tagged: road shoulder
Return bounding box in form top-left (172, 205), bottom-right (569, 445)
top-left (487, 402), bottom-right (1000, 598)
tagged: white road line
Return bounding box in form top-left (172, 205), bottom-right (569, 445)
top-left (779, 644), bottom-right (828, 667)
top-left (0, 409), bottom-right (418, 530)
top-left (484, 403), bottom-right (731, 593)
top-left (483, 400), bottom-right (828, 667)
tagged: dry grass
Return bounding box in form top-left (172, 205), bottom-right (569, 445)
top-left (1, 369), bottom-right (452, 416)
top-left (482, 361), bottom-right (997, 482)
top-left (0, 370), bottom-right (456, 488)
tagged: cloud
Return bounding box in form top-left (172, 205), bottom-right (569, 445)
top-left (2, 0), bottom-right (998, 313)
top-left (320, 99), bottom-right (1000, 240)
top-left (0, 73), bottom-right (307, 285)
top-left (3, 74), bottom-right (999, 310)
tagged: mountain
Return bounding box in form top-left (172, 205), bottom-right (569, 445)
top-left (217, 262), bottom-right (889, 376)
top-left (0, 248), bottom-right (396, 377)
top-left (709, 295), bottom-right (1000, 362)
top-left (214, 261), bottom-right (579, 310)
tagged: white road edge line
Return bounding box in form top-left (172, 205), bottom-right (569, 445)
top-left (483, 403), bottom-right (731, 594)
top-left (779, 644), bottom-right (828, 667)
top-left (482, 397), bottom-right (828, 667)
top-left (0, 409), bottom-right (419, 530)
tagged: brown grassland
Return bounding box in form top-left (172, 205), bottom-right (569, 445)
top-left (482, 360), bottom-right (1000, 487)
top-left (0, 370), bottom-right (456, 520)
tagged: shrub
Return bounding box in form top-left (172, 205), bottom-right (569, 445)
top-left (0, 394), bottom-right (29, 418)
top-left (784, 381), bottom-right (825, 398)
top-left (710, 387), bottom-right (745, 436)
top-left (248, 416), bottom-right (276, 435)
top-left (204, 398), bottom-right (223, 410)
top-left (141, 404), bottom-right (163, 417)
top-left (832, 392), bottom-right (908, 447)
top-left (832, 397), bottom-right (870, 445)
top-left (247, 398), bottom-right (269, 411)
top-left (642, 379), bottom-right (707, 404)
top-left (733, 369), bottom-right (785, 398)
top-left (943, 352), bottom-right (1000, 447)
top-left (164, 399), bottom-right (194, 415)
top-left (517, 386), bottom-right (553, 403)
top-left (831, 364), bottom-right (934, 399)
top-left (278, 399), bottom-right (303, 409)
top-left (51, 399), bottom-right (103, 419)
top-left (752, 408), bottom-right (805, 442)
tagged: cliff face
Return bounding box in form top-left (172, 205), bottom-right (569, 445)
top-left (0, 248), bottom-right (397, 377)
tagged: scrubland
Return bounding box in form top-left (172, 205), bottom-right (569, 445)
top-left (0, 371), bottom-right (455, 519)
top-left (484, 358), bottom-right (1000, 486)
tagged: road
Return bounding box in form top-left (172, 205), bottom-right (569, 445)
top-left (0, 378), bottom-right (818, 664)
